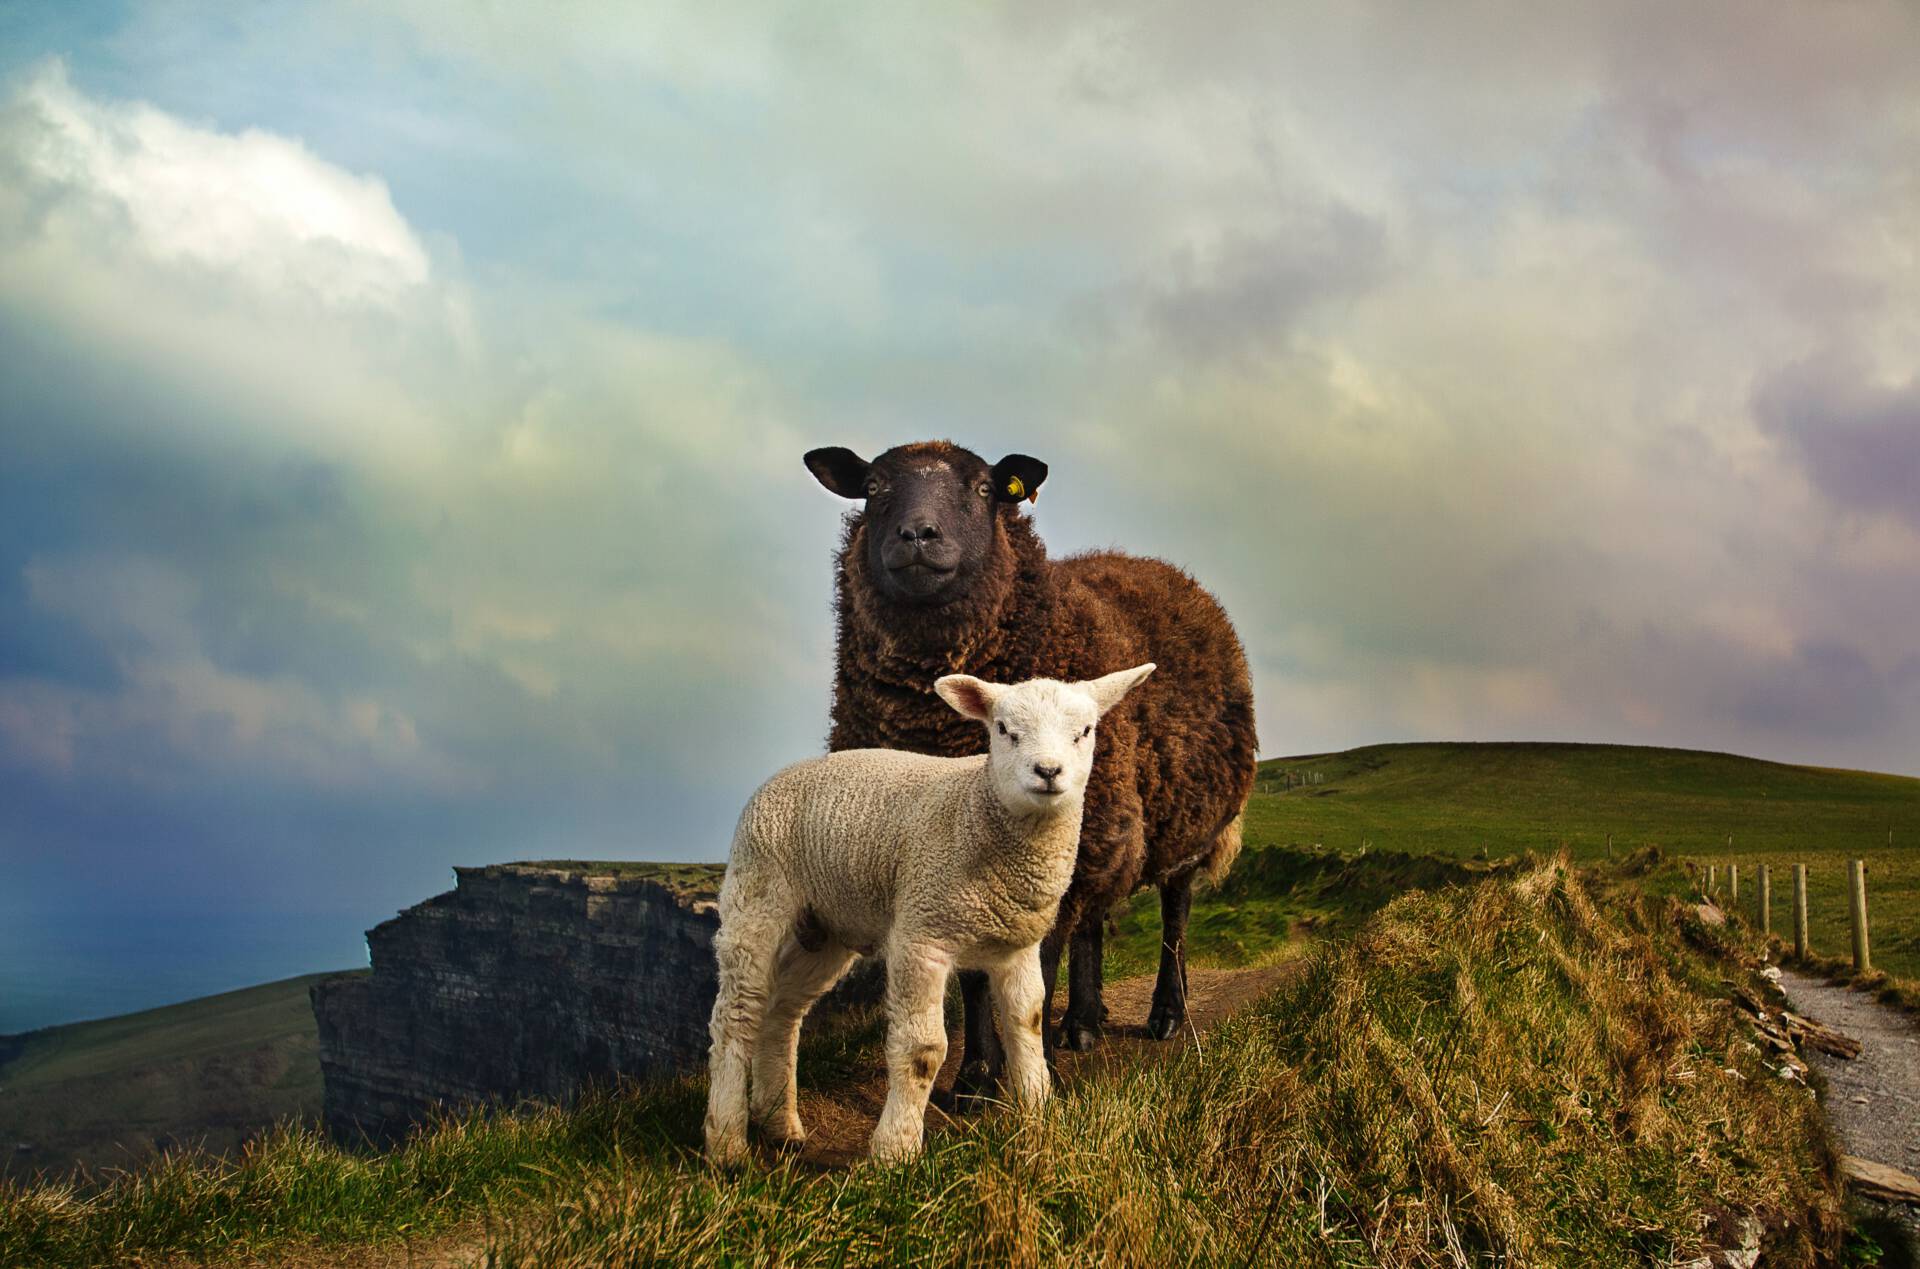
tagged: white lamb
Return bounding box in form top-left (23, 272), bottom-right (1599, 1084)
top-left (703, 662), bottom-right (1156, 1164)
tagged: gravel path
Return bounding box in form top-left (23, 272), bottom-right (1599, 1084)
top-left (1776, 967), bottom-right (1920, 1238)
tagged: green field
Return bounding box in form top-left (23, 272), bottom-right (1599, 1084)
top-left (0, 972), bottom-right (353, 1179)
top-left (1249, 742), bottom-right (1917, 859)
top-left (1231, 742), bottom-right (1920, 979)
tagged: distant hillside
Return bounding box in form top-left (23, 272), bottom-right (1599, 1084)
top-left (1248, 741), bottom-right (1918, 859)
top-left (0, 972), bottom-right (355, 1178)
top-left (1242, 741), bottom-right (1920, 978)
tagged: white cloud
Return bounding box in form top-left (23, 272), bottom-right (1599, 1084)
top-left (9, 58), bottom-right (428, 309)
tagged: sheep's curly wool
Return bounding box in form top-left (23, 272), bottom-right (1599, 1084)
top-left (825, 443), bottom-right (1258, 945)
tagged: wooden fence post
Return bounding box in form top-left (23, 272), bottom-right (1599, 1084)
top-left (1707, 863), bottom-right (1717, 894)
top-left (1849, 859), bottom-right (1872, 972)
top-left (1793, 863), bottom-right (1809, 959)
top-left (1730, 863), bottom-right (1740, 904)
top-left (1758, 865), bottom-right (1771, 936)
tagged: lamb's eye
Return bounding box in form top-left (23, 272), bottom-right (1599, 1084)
top-left (864, 478), bottom-right (882, 497)
top-left (996, 721), bottom-right (1006, 736)
top-left (1081, 725), bottom-right (1092, 739)
top-left (976, 481), bottom-right (992, 499)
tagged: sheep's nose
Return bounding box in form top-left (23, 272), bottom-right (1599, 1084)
top-left (1033, 762), bottom-right (1062, 782)
top-left (897, 521), bottom-right (940, 543)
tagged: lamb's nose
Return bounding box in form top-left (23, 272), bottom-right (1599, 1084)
top-left (897, 521), bottom-right (940, 542)
top-left (1033, 763), bottom-right (1062, 783)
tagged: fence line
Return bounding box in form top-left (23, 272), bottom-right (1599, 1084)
top-left (1695, 855), bottom-right (1874, 972)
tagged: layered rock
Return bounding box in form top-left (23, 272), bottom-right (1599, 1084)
top-left (311, 861), bottom-right (726, 1144)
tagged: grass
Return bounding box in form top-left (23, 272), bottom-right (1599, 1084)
top-left (0, 974), bottom-right (349, 1181)
top-left (0, 854), bottom-right (1849, 1267)
top-left (1103, 844), bottom-right (1513, 981)
top-left (505, 861), bottom-right (725, 898)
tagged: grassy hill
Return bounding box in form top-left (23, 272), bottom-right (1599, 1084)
top-left (1231, 742), bottom-right (1920, 981)
top-left (1248, 741), bottom-right (1918, 859)
top-left (0, 972), bottom-right (354, 1179)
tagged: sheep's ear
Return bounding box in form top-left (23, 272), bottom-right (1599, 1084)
top-left (804, 447), bottom-right (871, 499)
top-left (935, 674), bottom-right (1003, 721)
top-left (990, 453), bottom-right (1049, 504)
top-left (1084, 663), bottom-right (1155, 716)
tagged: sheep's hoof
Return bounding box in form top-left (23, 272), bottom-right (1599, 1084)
top-left (945, 1061), bottom-right (1000, 1114)
top-left (1060, 1022), bottom-right (1102, 1052)
top-left (1145, 1002), bottom-right (1185, 1041)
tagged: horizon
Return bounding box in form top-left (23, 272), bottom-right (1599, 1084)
top-left (4, 3), bottom-right (1919, 1030)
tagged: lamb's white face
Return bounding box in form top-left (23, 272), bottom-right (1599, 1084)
top-left (982, 680), bottom-right (1100, 813)
top-left (934, 664), bottom-right (1156, 818)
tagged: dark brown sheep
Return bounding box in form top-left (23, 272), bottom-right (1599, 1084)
top-left (805, 439), bottom-right (1257, 1100)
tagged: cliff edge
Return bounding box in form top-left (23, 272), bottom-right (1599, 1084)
top-left (312, 861), bottom-right (725, 1144)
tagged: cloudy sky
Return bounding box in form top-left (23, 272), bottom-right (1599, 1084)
top-left (2, 2), bottom-right (1918, 1021)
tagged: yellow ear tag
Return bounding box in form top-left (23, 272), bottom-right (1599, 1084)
top-left (1006, 476), bottom-right (1025, 499)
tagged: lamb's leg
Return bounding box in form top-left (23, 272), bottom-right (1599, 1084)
top-left (871, 942), bottom-right (953, 1162)
top-left (946, 969), bottom-right (1004, 1113)
top-left (750, 933), bottom-right (855, 1146)
top-left (1146, 872), bottom-right (1194, 1040)
top-left (703, 913), bottom-right (780, 1165)
top-left (987, 949), bottom-right (1049, 1110)
top-left (1058, 918), bottom-right (1105, 1052)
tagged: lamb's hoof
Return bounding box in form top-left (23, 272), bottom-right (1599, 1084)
top-left (1060, 1022), bottom-right (1102, 1052)
top-left (946, 1060), bottom-right (1000, 1114)
top-left (1145, 1002), bottom-right (1185, 1041)
top-left (764, 1118), bottom-right (808, 1148)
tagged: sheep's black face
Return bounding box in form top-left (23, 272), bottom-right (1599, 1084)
top-left (804, 442), bottom-right (1048, 607)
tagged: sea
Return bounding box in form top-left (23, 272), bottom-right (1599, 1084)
top-left (0, 907), bottom-right (371, 1035)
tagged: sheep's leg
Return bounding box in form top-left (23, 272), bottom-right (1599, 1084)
top-left (871, 943), bottom-right (953, 1162)
top-left (987, 949), bottom-right (1049, 1109)
top-left (750, 933), bottom-right (855, 1146)
top-left (1146, 872), bottom-right (1194, 1040)
top-left (703, 912), bottom-right (781, 1165)
top-left (1058, 918), bottom-right (1105, 1052)
top-left (1037, 929), bottom-right (1066, 1053)
top-left (946, 969), bottom-right (1005, 1113)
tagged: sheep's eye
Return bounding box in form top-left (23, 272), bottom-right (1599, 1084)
top-left (976, 481), bottom-right (992, 499)
top-left (1081, 725), bottom-right (1092, 738)
top-left (864, 478), bottom-right (882, 497)
top-left (995, 721), bottom-right (1006, 736)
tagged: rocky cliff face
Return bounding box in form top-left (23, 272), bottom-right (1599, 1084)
top-left (311, 861), bottom-right (727, 1144)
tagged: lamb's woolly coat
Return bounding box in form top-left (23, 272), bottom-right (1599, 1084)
top-left (826, 445), bottom-right (1258, 953)
top-left (725, 748), bottom-right (1080, 969)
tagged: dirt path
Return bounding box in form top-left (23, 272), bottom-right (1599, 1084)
top-left (790, 962), bottom-right (1300, 1167)
top-left (1776, 967), bottom-right (1920, 1239)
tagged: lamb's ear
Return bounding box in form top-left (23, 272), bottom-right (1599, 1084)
top-left (990, 453), bottom-right (1049, 504)
top-left (1084, 663), bottom-right (1155, 716)
top-left (804, 447), bottom-right (872, 499)
top-left (934, 674), bottom-right (1003, 722)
